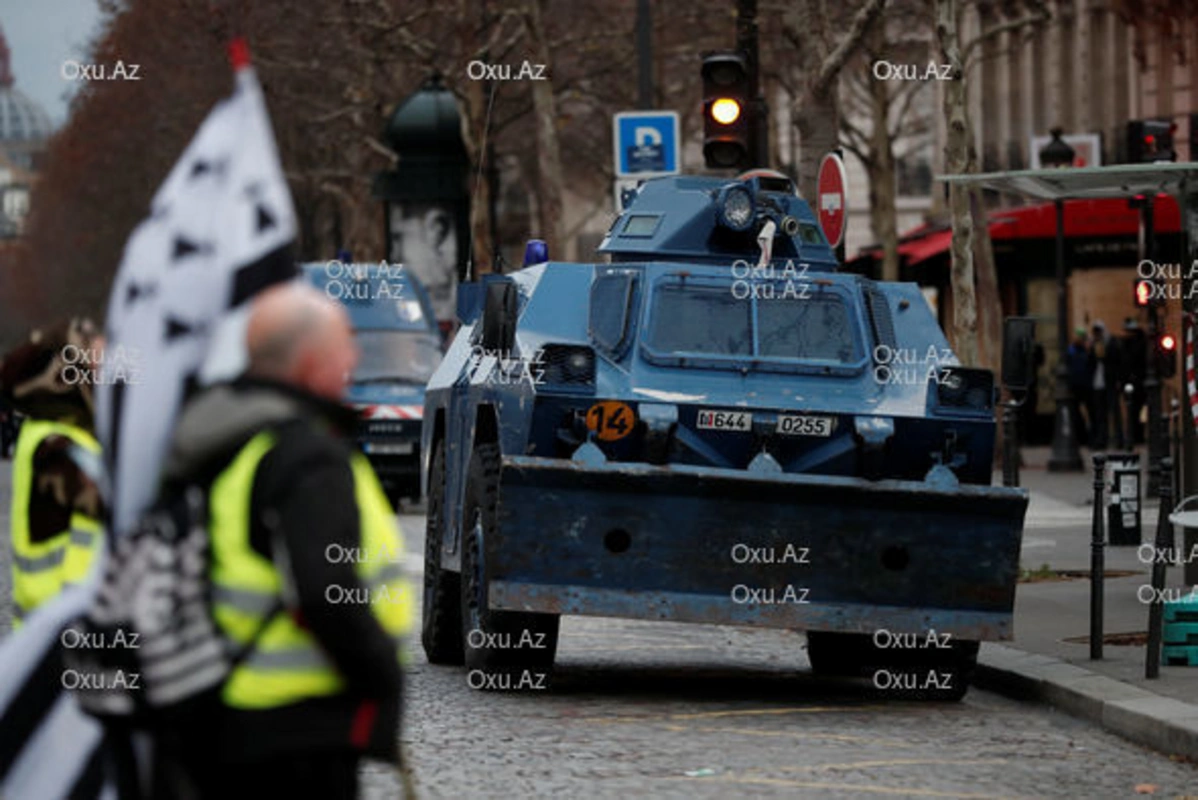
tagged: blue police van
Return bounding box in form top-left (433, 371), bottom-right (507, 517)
top-left (303, 260), bottom-right (443, 506)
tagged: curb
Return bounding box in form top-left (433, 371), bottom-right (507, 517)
top-left (975, 643), bottom-right (1198, 759)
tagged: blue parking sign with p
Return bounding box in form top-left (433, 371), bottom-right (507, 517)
top-left (613, 111), bottom-right (680, 177)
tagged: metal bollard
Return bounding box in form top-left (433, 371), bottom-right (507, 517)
top-left (1091, 453), bottom-right (1106, 660)
top-left (1146, 456), bottom-right (1175, 679)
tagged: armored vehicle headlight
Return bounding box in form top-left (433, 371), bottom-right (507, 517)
top-left (540, 344), bottom-right (597, 389)
top-left (716, 185), bottom-right (755, 231)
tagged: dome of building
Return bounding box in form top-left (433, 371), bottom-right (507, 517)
top-left (0, 24), bottom-right (52, 169)
top-left (0, 88), bottom-right (52, 145)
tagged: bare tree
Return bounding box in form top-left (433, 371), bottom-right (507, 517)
top-left (935, 0), bottom-right (979, 364)
top-left (840, 0), bottom-right (934, 282)
top-left (934, 0), bottom-right (1049, 367)
top-left (777, 0), bottom-right (889, 202)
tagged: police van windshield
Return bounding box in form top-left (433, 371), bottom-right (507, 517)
top-left (645, 281), bottom-right (861, 364)
top-left (352, 330), bottom-right (441, 385)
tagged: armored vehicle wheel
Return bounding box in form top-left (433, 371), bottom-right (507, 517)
top-left (806, 631), bottom-right (978, 702)
top-left (422, 442), bottom-right (464, 664)
top-left (806, 631), bottom-right (874, 677)
top-left (461, 443), bottom-right (559, 690)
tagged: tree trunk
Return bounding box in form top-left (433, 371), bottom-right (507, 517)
top-left (936, 0), bottom-right (979, 365)
top-left (970, 184), bottom-right (1002, 370)
top-left (523, 0), bottom-right (564, 257)
top-left (867, 23), bottom-right (900, 283)
top-left (796, 87), bottom-right (840, 205)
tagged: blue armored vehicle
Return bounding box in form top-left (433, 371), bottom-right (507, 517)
top-left (420, 173), bottom-right (1031, 699)
top-left (303, 261), bottom-right (443, 505)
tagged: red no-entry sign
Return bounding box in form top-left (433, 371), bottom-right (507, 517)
top-left (817, 152), bottom-right (848, 249)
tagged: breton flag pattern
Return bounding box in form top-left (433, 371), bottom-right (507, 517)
top-left (0, 41), bottom-right (297, 799)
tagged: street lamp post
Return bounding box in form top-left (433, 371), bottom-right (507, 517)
top-left (1040, 129), bottom-right (1083, 472)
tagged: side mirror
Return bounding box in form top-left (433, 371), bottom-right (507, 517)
top-left (479, 277), bottom-right (518, 353)
top-left (1001, 316), bottom-right (1037, 392)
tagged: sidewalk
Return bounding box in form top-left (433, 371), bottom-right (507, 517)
top-left (979, 444), bottom-right (1198, 759)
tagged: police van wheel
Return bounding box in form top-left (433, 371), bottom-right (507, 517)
top-left (461, 442), bottom-right (559, 690)
top-left (422, 442), bottom-right (464, 665)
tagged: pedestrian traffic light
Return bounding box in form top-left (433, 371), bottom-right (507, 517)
top-left (1135, 278), bottom-right (1153, 307)
top-left (1127, 119), bottom-right (1177, 163)
top-left (702, 51), bottom-right (751, 170)
top-left (1156, 331), bottom-right (1178, 378)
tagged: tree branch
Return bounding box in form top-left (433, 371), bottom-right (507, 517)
top-left (814, 0), bottom-right (889, 96)
top-left (962, 9), bottom-right (1051, 64)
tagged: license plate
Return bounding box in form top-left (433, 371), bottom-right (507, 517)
top-left (363, 442), bottom-right (414, 455)
top-left (696, 409), bottom-right (752, 431)
top-left (776, 414), bottom-right (835, 437)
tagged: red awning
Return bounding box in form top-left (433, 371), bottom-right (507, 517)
top-left (857, 195), bottom-right (1183, 269)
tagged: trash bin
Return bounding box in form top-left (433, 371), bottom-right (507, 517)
top-left (1163, 593), bottom-right (1198, 666)
top-left (1107, 452), bottom-right (1141, 546)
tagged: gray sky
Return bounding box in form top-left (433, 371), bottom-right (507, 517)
top-left (2, 1), bottom-right (104, 127)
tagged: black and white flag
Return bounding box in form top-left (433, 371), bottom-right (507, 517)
top-left (0, 40), bottom-right (297, 798)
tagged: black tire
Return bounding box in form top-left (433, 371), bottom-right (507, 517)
top-left (461, 442), bottom-right (559, 690)
top-left (807, 631), bottom-right (978, 702)
top-left (806, 631), bottom-right (874, 677)
top-left (421, 441), bottom-right (464, 665)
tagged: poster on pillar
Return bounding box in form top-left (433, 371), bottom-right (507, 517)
top-left (388, 202), bottom-right (458, 323)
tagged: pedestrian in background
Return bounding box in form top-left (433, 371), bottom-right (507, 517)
top-left (163, 283), bottom-right (411, 800)
top-left (0, 319), bottom-right (103, 628)
top-left (1121, 317), bottom-right (1147, 446)
top-left (0, 395), bottom-right (17, 459)
top-left (1087, 320), bottom-right (1126, 451)
top-left (1066, 327), bottom-right (1090, 447)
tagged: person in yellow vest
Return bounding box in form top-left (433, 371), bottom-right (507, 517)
top-left (0, 318), bottom-right (104, 630)
top-left (161, 283), bottom-right (411, 799)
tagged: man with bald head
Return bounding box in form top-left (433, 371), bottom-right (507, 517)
top-left (158, 282), bottom-right (411, 799)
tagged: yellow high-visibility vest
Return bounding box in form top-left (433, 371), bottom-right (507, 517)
top-left (208, 429), bottom-right (413, 709)
top-left (10, 419), bottom-right (102, 626)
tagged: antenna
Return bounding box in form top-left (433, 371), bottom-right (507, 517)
top-left (465, 83), bottom-right (498, 282)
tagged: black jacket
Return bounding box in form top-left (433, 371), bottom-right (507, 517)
top-left (162, 378), bottom-right (403, 765)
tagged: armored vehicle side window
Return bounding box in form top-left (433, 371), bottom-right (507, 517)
top-left (648, 284), bottom-right (752, 355)
top-left (757, 296), bottom-right (858, 362)
top-left (590, 273), bottom-right (637, 353)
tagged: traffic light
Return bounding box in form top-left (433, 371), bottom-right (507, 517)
top-left (1156, 331), bottom-right (1178, 378)
top-left (1127, 119), bottom-right (1177, 163)
top-left (1135, 278), bottom-right (1153, 307)
top-left (1133, 275), bottom-right (1166, 307)
top-left (702, 51), bottom-right (751, 170)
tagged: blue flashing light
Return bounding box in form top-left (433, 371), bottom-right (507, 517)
top-left (523, 239), bottom-right (549, 266)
